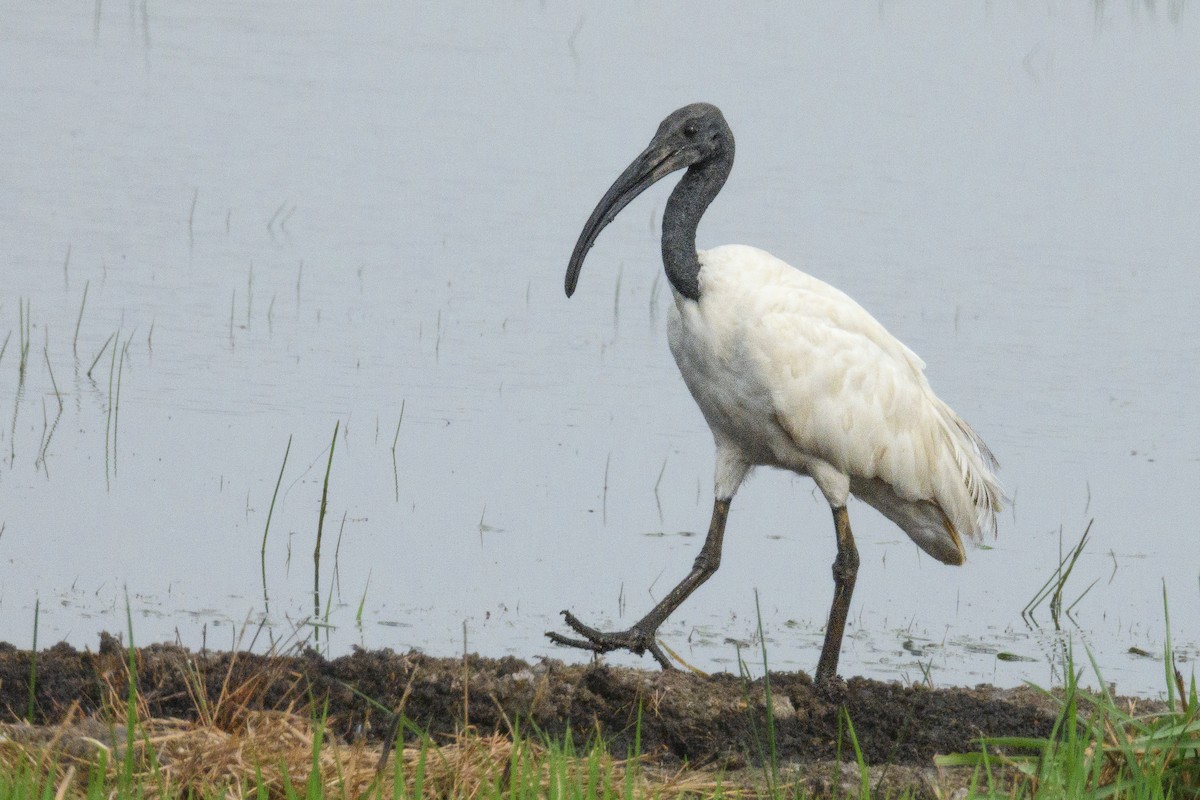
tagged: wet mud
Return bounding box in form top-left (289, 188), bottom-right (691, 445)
top-left (0, 635), bottom-right (1072, 794)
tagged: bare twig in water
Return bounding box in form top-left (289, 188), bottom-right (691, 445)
top-left (73, 280), bottom-right (89, 354)
top-left (87, 331), bottom-right (115, 378)
top-left (392, 400), bottom-right (405, 502)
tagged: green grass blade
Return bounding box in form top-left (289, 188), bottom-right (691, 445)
top-left (27, 598), bottom-right (39, 723)
top-left (261, 434), bottom-right (293, 611)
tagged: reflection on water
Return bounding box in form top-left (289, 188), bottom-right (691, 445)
top-left (1, 2), bottom-right (1198, 695)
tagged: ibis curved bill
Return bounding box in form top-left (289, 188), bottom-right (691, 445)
top-left (547, 103), bottom-right (1004, 688)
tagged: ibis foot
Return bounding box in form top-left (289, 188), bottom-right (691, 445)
top-left (546, 611), bottom-right (673, 669)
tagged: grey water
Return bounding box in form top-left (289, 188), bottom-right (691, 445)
top-left (1, 2), bottom-right (1198, 696)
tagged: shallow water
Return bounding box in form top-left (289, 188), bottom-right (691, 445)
top-left (1, 2), bottom-right (1198, 696)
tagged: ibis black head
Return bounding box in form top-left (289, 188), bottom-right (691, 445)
top-left (565, 103), bottom-right (734, 297)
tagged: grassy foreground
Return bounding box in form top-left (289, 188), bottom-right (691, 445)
top-left (0, 636), bottom-right (1196, 800)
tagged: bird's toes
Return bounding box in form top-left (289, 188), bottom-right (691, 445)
top-left (560, 610), bottom-right (607, 640)
top-left (623, 625), bottom-right (658, 655)
top-left (545, 629), bottom-right (607, 653)
top-left (549, 611), bottom-right (623, 654)
top-left (644, 640), bottom-right (675, 670)
top-left (550, 612), bottom-right (666, 663)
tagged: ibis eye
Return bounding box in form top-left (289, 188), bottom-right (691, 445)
top-left (683, 123), bottom-right (698, 138)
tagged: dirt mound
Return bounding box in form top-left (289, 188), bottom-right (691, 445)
top-left (0, 635), bottom-right (1059, 771)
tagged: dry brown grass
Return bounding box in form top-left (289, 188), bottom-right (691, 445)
top-left (1, 668), bottom-right (731, 800)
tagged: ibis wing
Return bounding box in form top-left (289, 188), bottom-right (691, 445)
top-left (697, 245), bottom-right (1002, 544)
top-left (753, 305), bottom-right (948, 499)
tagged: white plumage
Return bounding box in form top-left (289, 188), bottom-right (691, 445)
top-left (669, 244), bottom-right (1003, 565)
top-left (550, 102), bottom-right (1002, 685)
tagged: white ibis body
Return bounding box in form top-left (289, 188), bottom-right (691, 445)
top-left (548, 103), bottom-right (1003, 687)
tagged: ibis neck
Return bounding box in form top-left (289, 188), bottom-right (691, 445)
top-left (661, 148), bottom-right (733, 302)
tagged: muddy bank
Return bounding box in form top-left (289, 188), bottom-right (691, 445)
top-left (0, 634), bottom-right (1066, 770)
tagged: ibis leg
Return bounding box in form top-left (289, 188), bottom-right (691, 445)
top-left (547, 497), bottom-right (732, 669)
top-left (815, 505), bottom-right (859, 687)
